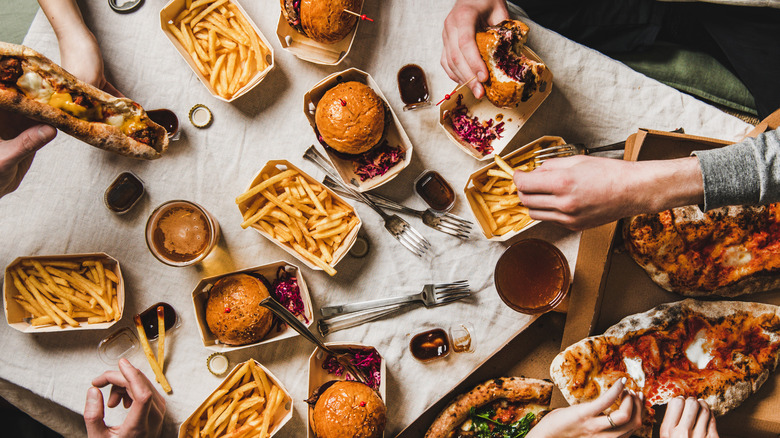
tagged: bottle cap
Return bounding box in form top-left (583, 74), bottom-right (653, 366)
top-left (349, 236), bottom-right (369, 258)
top-left (189, 104), bottom-right (213, 128)
top-left (108, 0), bottom-right (144, 13)
top-left (207, 352), bottom-right (230, 376)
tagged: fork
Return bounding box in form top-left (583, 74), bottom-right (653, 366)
top-left (320, 280), bottom-right (471, 317)
top-left (318, 303), bottom-right (410, 335)
top-left (322, 176), bottom-right (473, 239)
top-left (303, 146), bottom-right (431, 257)
top-left (533, 128), bottom-right (685, 163)
top-left (259, 296), bottom-right (372, 385)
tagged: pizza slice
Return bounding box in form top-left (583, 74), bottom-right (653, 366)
top-left (624, 203), bottom-right (780, 297)
top-left (551, 300), bottom-right (780, 438)
top-left (0, 42), bottom-right (168, 160)
top-left (425, 377), bottom-right (552, 438)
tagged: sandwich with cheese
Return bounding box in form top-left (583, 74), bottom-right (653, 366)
top-left (0, 42), bottom-right (168, 160)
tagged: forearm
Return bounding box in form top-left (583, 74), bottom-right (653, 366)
top-left (38, 0), bottom-right (94, 47)
top-left (693, 129), bottom-right (780, 210)
top-left (630, 157), bottom-right (704, 215)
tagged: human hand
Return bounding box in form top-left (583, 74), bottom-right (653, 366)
top-left (513, 155), bottom-right (704, 230)
top-left (0, 111), bottom-right (57, 198)
top-left (84, 358), bottom-right (166, 438)
top-left (441, 0), bottom-right (508, 98)
top-left (660, 397), bottom-right (719, 438)
top-left (58, 30), bottom-right (123, 97)
top-left (526, 378), bottom-right (643, 438)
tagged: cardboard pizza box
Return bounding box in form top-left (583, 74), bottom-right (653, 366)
top-left (553, 128), bottom-right (780, 437)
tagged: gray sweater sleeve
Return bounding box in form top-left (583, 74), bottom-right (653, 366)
top-left (692, 129), bottom-right (780, 211)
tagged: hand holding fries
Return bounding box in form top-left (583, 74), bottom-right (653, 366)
top-left (236, 163), bottom-right (360, 276)
top-left (85, 358), bottom-right (166, 438)
top-left (182, 360), bottom-right (289, 438)
top-left (466, 148), bottom-right (541, 237)
top-left (165, 0), bottom-right (271, 99)
top-left (6, 257), bottom-right (122, 329)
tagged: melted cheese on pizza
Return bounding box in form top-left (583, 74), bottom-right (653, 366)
top-left (625, 204), bottom-right (780, 295)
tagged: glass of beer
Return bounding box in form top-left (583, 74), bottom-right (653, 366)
top-left (145, 200), bottom-right (220, 267)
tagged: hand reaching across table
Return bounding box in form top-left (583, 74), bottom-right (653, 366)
top-left (441, 0), bottom-right (508, 99)
top-left (526, 377), bottom-right (644, 438)
top-left (84, 358), bottom-right (166, 438)
top-left (0, 113), bottom-right (56, 198)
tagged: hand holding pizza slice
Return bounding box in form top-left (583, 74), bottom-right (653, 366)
top-left (551, 300), bottom-right (780, 438)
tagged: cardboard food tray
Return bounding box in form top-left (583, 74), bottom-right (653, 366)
top-left (554, 128), bottom-right (780, 437)
top-left (3, 253), bottom-right (124, 333)
top-left (160, 0), bottom-right (275, 102)
top-left (303, 68), bottom-right (414, 192)
top-left (191, 261), bottom-right (315, 352)
top-left (237, 160), bottom-right (362, 273)
top-left (178, 359), bottom-right (293, 437)
top-left (438, 46), bottom-right (553, 161)
top-left (396, 313), bottom-right (564, 437)
top-left (276, 1), bottom-right (363, 65)
top-left (307, 342), bottom-right (387, 437)
top-left (464, 135), bottom-right (563, 240)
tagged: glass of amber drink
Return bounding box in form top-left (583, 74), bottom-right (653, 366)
top-left (145, 200), bottom-right (220, 267)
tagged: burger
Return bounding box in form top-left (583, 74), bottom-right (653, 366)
top-left (315, 81), bottom-right (386, 157)
top-left (309, 380), bottom-right (386, 438)
top-left (205, 273), bottom-right (274, 346)
top-left (281, 0), bottom-right (361, 44)
top-left (476, 19), bottom-right (547, 108)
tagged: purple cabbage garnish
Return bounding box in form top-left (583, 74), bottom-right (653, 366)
top-left (449, 94), bottom-right (505, 156)
top-left (322, 348), bottom-right (382, 390)
top-left (353, 142), bottom-right (405, 182)
top-left (271, 267), bottom-right (308, 323)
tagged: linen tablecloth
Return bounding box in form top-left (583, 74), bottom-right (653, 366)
top-left (0, 1), bottom-right (752, 436)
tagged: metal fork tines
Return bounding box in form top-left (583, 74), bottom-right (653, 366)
top-left (303, 146), bottom-right (432, 257)
top-left (323, 176), bottom-right (472, 239)
top-left (320, 280), bottom-right (470, 318)
top-left (532, 140), bottom-right (628, 163)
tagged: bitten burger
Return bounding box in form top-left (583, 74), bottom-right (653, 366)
top-left (281, 0), bottom-right (361, 44)
top-left (310, 380), bottom-right (387, 438)
top-left (205, 273), bottom-right (274, 346)
top-left (315, 81), bottom-right (386, 156)
top-left (476, 19), bottom-right (547, 108)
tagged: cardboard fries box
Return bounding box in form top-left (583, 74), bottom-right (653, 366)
top-left (554, 128), bottom-right (780, 437)
top-left (276, 0), bottom-right (364, 65)
top-left (307, 342), bottom-right (387, 437)
top-left (438, 46), bottom-right (552, 161)
top-left (178, 359), bottom-right (293, 437)
top-left (237, 160), bottom-right (362, 274)
top-left (464, 136), bottom-right (565, 240)
top-left (191, 261), bottom-right (314, 352)
top-left (160, 0), bottom-right (275, 102)
top-left (4, 253), bottom-right (124, 333)
top-left (303, 68), bottom-right (414, 192)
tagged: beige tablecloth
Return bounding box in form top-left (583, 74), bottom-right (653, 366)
top-left (0, 1), bottom-right (752, 437)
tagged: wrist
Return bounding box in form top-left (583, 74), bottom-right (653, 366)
top-left (634, 157), bottom-right (704, 214)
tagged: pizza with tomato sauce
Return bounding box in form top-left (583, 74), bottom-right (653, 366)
top-left (624, 204), bottom-right (780, 297)
top-left (550, 300), bottom-right (780, 438)
top-left (425, 377), bottom-right (551, 438)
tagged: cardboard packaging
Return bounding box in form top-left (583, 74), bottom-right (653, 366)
top-left (191, 261), bottom-right (314, 352)
top-left (303, 68), bottom-right (414, 192)
top-left (160, 0), bottom-right (275, 102)
top-left (237, 160), bottom-right (362, 273)
top-left (276, 1), bottom-right (364, 65)
top-left (555, 128), bottom-right (780, 437)
top-left (4, 253), bottom-right (124, 333)
top-left (307, 342), bottom-right (387, 438)
top-left (438, 46), bottom-right (552, 161)
top-left (464, 136), bottom-right (565, 240)
top-left (178, 359), bottom-right (293, 437)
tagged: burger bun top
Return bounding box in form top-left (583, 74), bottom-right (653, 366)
top-left (315, 81), bottom-right (385, 156)
top-left (301, 0), bottom-right (361, 44)
top-left (205, 273), bottom-right (274, 346)
top-left (312, 381), bottom-right (386, 438)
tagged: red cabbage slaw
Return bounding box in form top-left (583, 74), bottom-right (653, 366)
top-left (322, 347), bottom-right (382, 390)
top-left (353, 142), bottom-right (406, 181)
top-left (272, 267), bottom-right (309, 323)
top-left (449, 94), bottom-right (505, 156)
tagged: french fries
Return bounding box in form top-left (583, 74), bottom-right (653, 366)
top-left (236, 163), bottom-right (360, 276)
top-left (465, 147), bottom-right (544, 237)
top-left (182, 360), bottom-right (289, 438)
top-left (134, 314), bottom-right (172, 394)
top-left (166, 0), bottom-right (271, 99)
top-left (7, 257), bottom-right (121, 329)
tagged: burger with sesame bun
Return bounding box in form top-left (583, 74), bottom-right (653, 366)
top-left (205, 273), bottom-right (274, 346)
top-left (308, 380), bottom-right (386, 438)
top-left (281, 0), bottom-right (361, 44)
